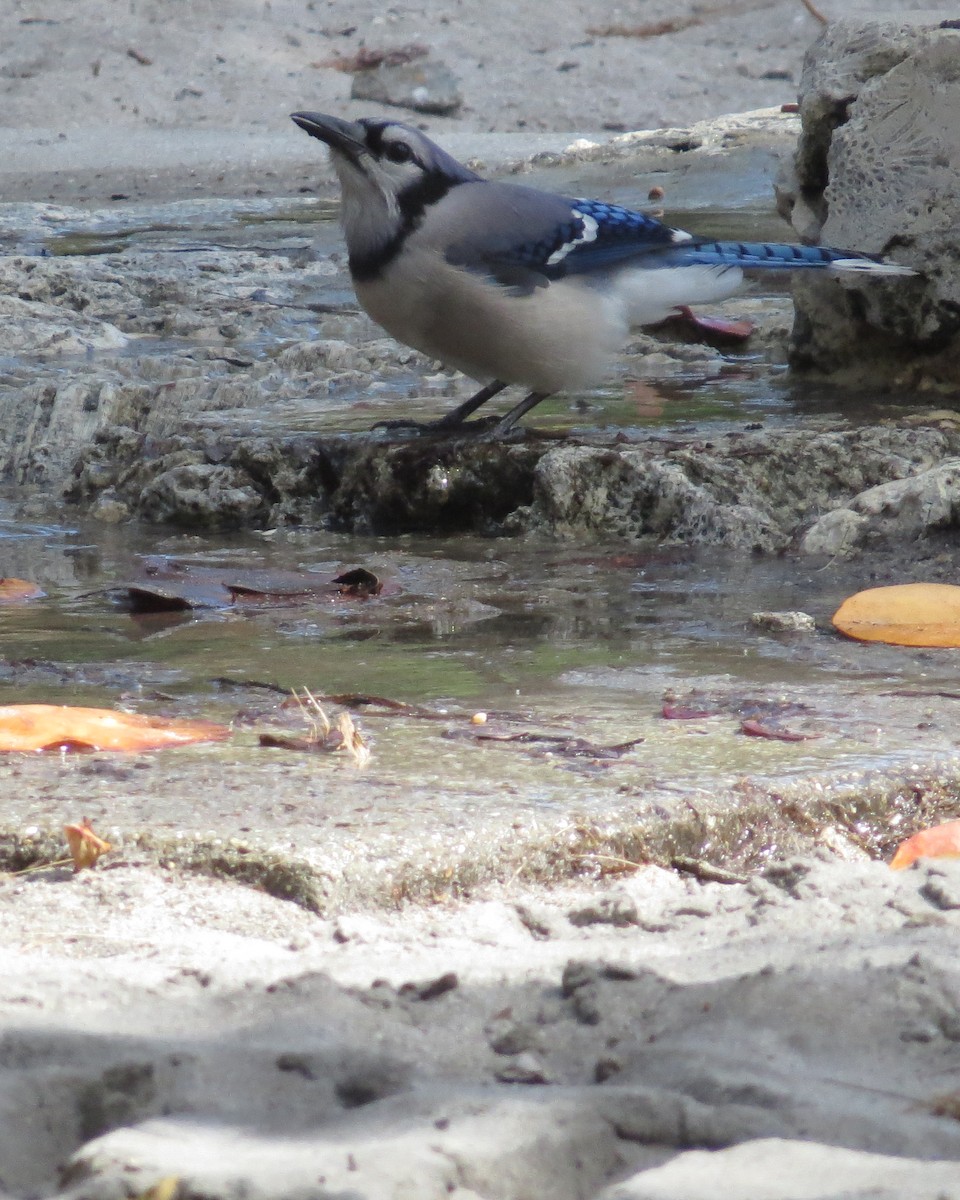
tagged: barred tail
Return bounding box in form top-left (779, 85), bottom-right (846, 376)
top-left (681, 239), bottom-right (915, 277)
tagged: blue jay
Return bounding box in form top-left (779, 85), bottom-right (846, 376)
top-left (291, 112), bottom-right (914, 435)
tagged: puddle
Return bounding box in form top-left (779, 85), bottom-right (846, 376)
top-left (0, 168), bottom-right (957, 905)
top-left (1, 498), bottom-right (958, 906)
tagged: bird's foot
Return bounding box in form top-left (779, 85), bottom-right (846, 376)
top-left (371, 381), bottom-right (512, 435)
top-left (371, 389), bottom-right (549, 439)
top-left (372, 408), bottom-right (524, 436)
top-left (371, 417), bottom-right (435, 434)
top-left (371, 414), bottom-right (494, 436)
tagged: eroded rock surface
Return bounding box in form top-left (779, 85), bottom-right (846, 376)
top-left (2, 69), bottom-right (955, 549)
top-left (777, 16), bottom-right (960, 383)
top-left (525, 425), bottom-right (960, 552)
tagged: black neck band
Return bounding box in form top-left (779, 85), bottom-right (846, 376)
top-left (350, 174), bottom-right (466, 281)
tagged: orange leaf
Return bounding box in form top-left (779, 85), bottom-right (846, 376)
top-left (0, 577), bottom-right (45, 604)
top-left (0, 705), bottom-right (230, 753)
top-left (832, 582), bottom-right (960, 647)
top-left (64, 818), bottom-right (113, 872)
top-left (891, 819), bottom-right (960, 870)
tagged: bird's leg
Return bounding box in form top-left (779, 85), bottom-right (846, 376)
top-left (490, 391), bottom-right (552, 436)
top-left (434, 380), bottom-right (510, 427)
top-left (372, 380), bottom-right (509, 433)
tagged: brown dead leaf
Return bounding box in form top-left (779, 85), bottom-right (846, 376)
top-left (64, 818), bottom-right (112, 872)
top-left (671, 855), bottom-right (748, 885)
top-left (398, 970), bottom-right (458, 1001)
top-left (447, 729), bottom-right (644, 760)
top-left (661, 306), bottom-right (755, 344)
top-left (740, 718), bottom-right (819, 742)
top-left (258, 732), bottom-right (322, 752)
top-left (333, 567), bottom-right (383, 598)
top-left (0, 705), bottom-right (230, 753)
top-left (116, 558), bottom-right (388, 612)
top-left (291, 691), bottom-right (447, 720)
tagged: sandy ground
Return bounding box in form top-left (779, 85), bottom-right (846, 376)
top-left (2, 0), bottom-right (956, 204)
top-left (4, 856), bottom-right (960, 1198)
top-left (3, 2), bottom-right (960, 1197)
top-left (0, 0), bottom-right (891, 136)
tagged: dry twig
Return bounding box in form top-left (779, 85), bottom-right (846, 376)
top-left (589, 0), bottom-right (773, 40)
top-left (799, 0), bottom-right (829, 25)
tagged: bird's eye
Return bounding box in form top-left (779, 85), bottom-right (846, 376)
top-left (385, 141), bottom-right (414, 164)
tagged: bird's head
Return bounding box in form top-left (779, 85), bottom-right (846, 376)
top-left (291, 112), bottom-right (480, 271)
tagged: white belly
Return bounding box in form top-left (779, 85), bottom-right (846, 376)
top-left (355, 248), bottom-right (626, 393)
top-left (354, 249), bottom-right (745, 393)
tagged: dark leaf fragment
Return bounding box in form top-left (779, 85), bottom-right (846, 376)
top-left (740, 718), bottom-right (820, 742)
top-left (398, 971), bottom-right (458, 1001)
top-left (447, 729), bottom-right (644, 759)
top-left (333, 568), bottom-right (383, 598)
top-left (113, 557), bottom-right (387, 611)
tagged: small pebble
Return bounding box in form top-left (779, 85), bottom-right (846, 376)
top-left (494, 1052), bottom-right (549, 1085)
top-left (750, 610), bottom-right (816, 634)
top-left (595, 1055), bottom-right (623, 1083)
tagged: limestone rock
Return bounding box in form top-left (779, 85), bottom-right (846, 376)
top-left (139, 463), bottom-right (268, 528)
top-left (351, 59), bottom-right (463, 116)
top-left (801, 456), bottom-right (960, 554)
top-left (777, 17), bottom-right (960, 383)
top-left (527, 426), bottom-right (956, 551)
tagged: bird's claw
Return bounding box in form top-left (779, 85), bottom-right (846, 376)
top-left (371, 413), bottom-right (503, 436)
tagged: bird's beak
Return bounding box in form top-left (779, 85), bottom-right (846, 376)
top-left (290, 112), bottom-right (367, 163)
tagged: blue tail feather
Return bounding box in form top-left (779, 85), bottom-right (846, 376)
top-left (677, 239), bottom-right (913, 276)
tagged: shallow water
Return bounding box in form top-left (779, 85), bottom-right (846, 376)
top-left (1, 181), bottom-right (897, 437)
top-left (1, 178), bottom-right (956, 892)
top-left (3, 501), bottom-right (957, 788)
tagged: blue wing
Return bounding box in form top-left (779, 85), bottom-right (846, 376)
top-left (491, 199), bottom-right (891, 278)
top-left (440, 182), bottom-right (907, 288)
top-left (486, 198), bottom-right (684, 280)
top-left (441, 185), bottom-right (684, 289)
